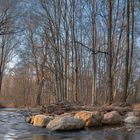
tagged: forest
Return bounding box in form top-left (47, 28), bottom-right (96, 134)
top-left (0, 0), bottom-right (140, 107)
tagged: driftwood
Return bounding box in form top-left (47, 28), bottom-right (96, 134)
top-left (44, 102), bottom-right (132, 115)
top-left (100, 106), bottom-right (132, 115)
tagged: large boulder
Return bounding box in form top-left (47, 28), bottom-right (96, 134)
top-left (75, 111), bottom-right (102, 127)
top-left (124, 116), bottom-right (140, 124)
top-left (47, 114), bottom-right (85, 131)
top-left (33, 115), bottom-right (53, 127)
top-left (102, 111), bottom-right (122, 125)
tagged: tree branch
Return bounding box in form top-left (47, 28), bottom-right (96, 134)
top-left (75, 41), bottom-right (109, 55)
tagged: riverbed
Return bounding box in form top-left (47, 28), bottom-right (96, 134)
top-left (0, 108), bottom-right (140, 140)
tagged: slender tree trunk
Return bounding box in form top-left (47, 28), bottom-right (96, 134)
top-left (71, 0), bottom-right (78, 102)
top-left (107, 0), bottom-right (113, 104)
top-left (91, 5), bottom-right (97, 105)
top-left (36, 80), bottom-right (44, 105)
top-left (123, 0), bottom-right (130, 102)
top-left (129, 0), bottom-right (134, 81)
top-left (0, 71), bottom-right (2, 95)
top-left (63, 0), bottom-right (68, 101)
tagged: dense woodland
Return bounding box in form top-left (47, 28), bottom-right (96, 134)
top-left (0, 0), bottom-right (140, 107)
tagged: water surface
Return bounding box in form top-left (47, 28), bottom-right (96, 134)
top-left (0, 108), bottom-right (140, 140)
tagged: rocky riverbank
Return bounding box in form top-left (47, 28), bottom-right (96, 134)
top-left (25, 104), bottom-right (140, 131)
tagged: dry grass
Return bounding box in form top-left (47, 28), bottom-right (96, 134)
top-left (0, 96), bottom-right (16, 108)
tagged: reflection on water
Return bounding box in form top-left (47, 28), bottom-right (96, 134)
top-left (107, 135), bottom-right (140, 140)
top-left (32, 134), bottom-right (140, 140)
top-left (33, 135), bottom-right (57, 140)
top-left (31, 131), bottom-right (140, 140)
top-left (0, 108), bottom-right (140, 140)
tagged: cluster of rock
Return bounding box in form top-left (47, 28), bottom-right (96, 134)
top-left (26, 109), bottom-right (140, 131)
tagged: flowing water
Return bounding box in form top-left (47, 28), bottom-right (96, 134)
top-left (0, 108), bottom-right (140, 140)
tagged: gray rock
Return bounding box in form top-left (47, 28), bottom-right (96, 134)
top-left (102, 111), bottom-right (122, 125)
top-left (126, 112), bottom-right (135, 117)
top-left (47, 114), bottom-right (85, 131)
top-left (124, 116), bottom-right (140, 124)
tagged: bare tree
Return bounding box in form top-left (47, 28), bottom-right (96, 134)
top-left (0, 0), bottom-right (18, 95)
top-left (107, 0), bottom-right (113, 104)
top-left (123, 0), bottom-right (130, 102)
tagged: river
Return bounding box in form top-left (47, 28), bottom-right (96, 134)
top-left (0, 108), bottom-right (140, 140)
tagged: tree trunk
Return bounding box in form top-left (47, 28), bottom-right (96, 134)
top-left (129, 0), bottom-right (134, 82)
top-left (107, 0), bottom-right (113, 104)
top-left (0, 71), bottom-right (3, 95)
top-left (91, 1), bottom-right (97, 105)
top-left (123, 0), bottom-right (130, 102)
top-left (36, 80), bottom-right (44, 105)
